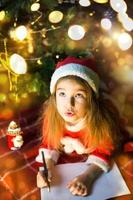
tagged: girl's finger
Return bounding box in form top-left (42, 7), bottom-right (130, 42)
top-left (66, 177), bottom-right (78, 188)
top-left (48, 170), bottom-right (52, 182)
top-left (37, 172), bottom-right (48, 188)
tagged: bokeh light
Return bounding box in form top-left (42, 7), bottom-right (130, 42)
top-left (79, 0), bottom-right (91, 7)
top-left (68, 25), bottom-right (85, 40)
top-left (112, 32), bottom-right (120, 40)
top-left (102, 37), bottom-right (112, 47)
top-left (48, 10), bottom-right (63, 23)
top-left (118, 13), bottom-right (133, 31)
top-left (10, 54), bottom-right (27, 74)
top-left (110, 54), bottom-right (133, 87)
top-left (112, 64), bottom-right (133, 84)
top-left (110, 0), bottom-right (127, 13)
top-left (101, 18), bottom-right (112, 30)
top-left (15, 25), bottom-right (28, 41)
top-left (31, 3), bottom-right (40, 11)
top-left (0, 10), bottom-right (5, 21)
top-left (93, 0), bottom-right (108, 3)
top-left (118, 32), bottom-right (132, 51)
top-left (0, 93), bottom-right (7, 103)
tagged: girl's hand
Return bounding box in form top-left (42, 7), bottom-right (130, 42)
top-left (66, 164), bottom-right (103, 196)
top-left (37, 170), bottom-right (52, 188)
top-left (66, 173), bottom-right (92, 196)
top-left (37, 158), bottom-right (55, 188)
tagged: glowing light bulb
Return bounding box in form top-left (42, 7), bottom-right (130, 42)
top-left (31, 3), bottom-right (40, 11)
top-left (10, 54), bottom-right (27, 74)
top-left (48, 11), bottom-right (63, 23)
top-left (68, 25), bottom-right (85, 41)
top-left (15, 25), bottom-right (28, 41)
top-left (0, 10), bottom-right (5, 21)
top-left (110, 0), bottom-right (127, 13)
top-left (118, 13), bottom-right (133, 32)
top-left (101, 18), bottom-right (112, 30)
top-left (122, 18), bottom-right (133, 32)
top-left (93, 0), bottom-right (108, 3)
top-left (117, 12), bottom-right (128, 22)
top-left (118, 32), bottom-right (132, 51)
top-left (79, 0), bottom-right (91, 7)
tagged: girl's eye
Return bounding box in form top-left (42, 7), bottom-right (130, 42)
top-left (59, 92), bottom-right (66, 97)
top-left (75, 93), bottom-right (85, 98)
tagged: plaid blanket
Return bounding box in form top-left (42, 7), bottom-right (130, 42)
top-left (0, 107), bottom-right (41, 200)
top-left (0, 106), bottom-right (132, 200)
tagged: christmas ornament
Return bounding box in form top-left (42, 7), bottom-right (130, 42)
top-left (6, 121), bottom-right (24, 150)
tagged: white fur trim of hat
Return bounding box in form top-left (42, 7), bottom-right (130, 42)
top-left (50, 56), bottom-right (100, 96)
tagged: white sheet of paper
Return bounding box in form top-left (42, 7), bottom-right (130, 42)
top-left (40, 162), bottom-right (130, 200)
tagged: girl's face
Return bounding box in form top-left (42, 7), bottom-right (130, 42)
top-left (56, 78), bottom-right (90, 125)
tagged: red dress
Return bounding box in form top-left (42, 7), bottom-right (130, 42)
top-left (36, 128), bottom-right (114, 172)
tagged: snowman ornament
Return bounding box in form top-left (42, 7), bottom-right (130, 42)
top-left (7, 121), bottom-right (24, 150)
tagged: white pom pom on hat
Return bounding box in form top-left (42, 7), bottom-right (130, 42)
top-left (50, 56), bottom-right (100, 95)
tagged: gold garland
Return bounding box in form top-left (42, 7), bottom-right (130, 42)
top-left (0, 39), bottom-right (19, 92)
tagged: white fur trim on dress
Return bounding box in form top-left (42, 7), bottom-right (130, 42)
top-left (86, 155), bottom-right (110, 172)
top-left (35, 148), bottom-right (60, 164)
top-left (61, 136), bottom-right (88, 154)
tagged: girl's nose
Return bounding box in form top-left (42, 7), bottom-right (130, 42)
top-left (66, 96), bottom-right (75, 107)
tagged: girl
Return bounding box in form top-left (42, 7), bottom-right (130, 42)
top-left (36, 56), bottom-right (121, 196)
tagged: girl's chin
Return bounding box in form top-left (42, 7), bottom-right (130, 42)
top-left (63, 117), bottom-right (79, 124)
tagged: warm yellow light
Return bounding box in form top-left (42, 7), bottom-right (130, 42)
top-left (48, 11), bottom-right (63, 23)
top-left (102, 37), bottom-right (112, 47)
top-left (93, 0), bottom-right (108, 3)
top-left (31, 3), bottom-right (40, 11)
top-left (10, 54), bottom-right (27, 74)
top-left (37, 59), bottom-right (42, 65)
top-left (101, 18), bottom-right (112, 30)
top-left (112, 32), bottom-right (120, 40)
top-left (118, 32), bottom-right (132, 51)
top-left (0, 10), bottom-right (5, 21)
top-left (15, 25), bottom-right (28, 41)
top-left (113, 62), bottom-right (133, 83)
top-left (0, 93), bottom-right (7, 103)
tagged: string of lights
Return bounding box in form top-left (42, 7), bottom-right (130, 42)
top-left (0, 0), bottom-right (132, 120)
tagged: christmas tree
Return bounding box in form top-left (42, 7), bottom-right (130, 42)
top-left (0, 0), bottom-right (132, 133)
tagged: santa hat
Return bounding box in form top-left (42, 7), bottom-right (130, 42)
top-left (50, 56), bottom-right (100, 95)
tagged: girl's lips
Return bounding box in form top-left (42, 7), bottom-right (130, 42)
top-left (65, 112), bottom-right (75, 117)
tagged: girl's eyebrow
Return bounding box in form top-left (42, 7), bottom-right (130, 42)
top-left (57, 88), bottom-right (86, 92)
top-left (56, 88), bottom-right (65, 90)
top-left (76, 89), bottom-right (86, 92)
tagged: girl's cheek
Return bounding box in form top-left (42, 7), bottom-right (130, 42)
top-left (57, 99), bottom-right (65, 106)
top-left (76, 99), bottom-right (88, 106)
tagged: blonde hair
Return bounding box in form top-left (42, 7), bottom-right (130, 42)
top-left (41, 76), bottom-right (121, 152)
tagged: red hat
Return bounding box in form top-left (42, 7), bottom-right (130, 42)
top-left (50, 56), bottom-right (100, 95)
